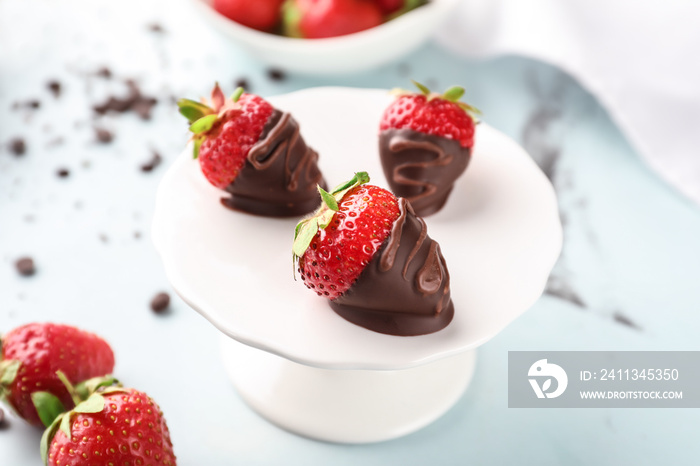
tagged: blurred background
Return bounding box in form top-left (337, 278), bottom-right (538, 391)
top-left (1, 0), bottom-right (699, 464)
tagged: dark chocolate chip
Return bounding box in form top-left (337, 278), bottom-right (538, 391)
top-left (148, 22), bottom-right (165, 33)
top-left (28, 100), bottom-right (40, 109)
top-left (140, 150), bottom-right (162, 172)
top-left (8, 138), bottom-right (26, 156)
top-left (98, 234), bottom-right (109, 243)
top-left (132, 97), bottom-right (157, 120)
top-left (150, 292), bottom-right (170, 313)
top-left (15, 257), bottom-right (36, 276)
top-left (56, 167), bottom-right (70, 178)
top-left (47, 80), bottom-right (62, 98)
top-left (267, 68), bottom-right (287, 82)
top-left (134, 231), bottom-right (142, 239)
top-left (96, 67), bottom-right (112, 79)
top-left (95, 127), bottom-right (114, 144)
top-left (234, 78), bottom-right (250, 91)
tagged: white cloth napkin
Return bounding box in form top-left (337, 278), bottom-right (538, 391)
top-left (437, 0), bottom-right (700, 206)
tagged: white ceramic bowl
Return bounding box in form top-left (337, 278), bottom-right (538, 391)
top-left (189, 0), bottom-right (461, 74)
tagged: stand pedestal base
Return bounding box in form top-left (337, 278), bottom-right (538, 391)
top-left (220, 336), bottom-right (477, 444)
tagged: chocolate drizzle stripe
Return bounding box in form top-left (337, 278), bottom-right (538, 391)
top-left (222, 110), bottom-right (325, 217)
top-left (403, 214), bottom-right (427, 280)
top-left (389, 137), bottom-right (453, 203)
top-left (416, 240), bottom-right (443, 297)
top-left (379, 198), bottom-right (407, 272)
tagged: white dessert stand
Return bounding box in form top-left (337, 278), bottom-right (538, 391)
top-left (152, 88), bottom-right (562, 443)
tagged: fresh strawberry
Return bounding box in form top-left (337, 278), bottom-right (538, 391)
top-left (283, 0), bottom-right (383, 39)
top-left (293, 172), bottom-right (400, 299)
top-left (374, 0), bottom-right (403, 15)
top-left (177, 84), bottom-right (274, 189)
top-left (42, 387), bottom-right (176, 466)
top-left (380, 81), bottom-right (480, 149)
top-left (0, 323), bottom-right (115, 427)
top-left (213, 0), bottom-right (285, 32)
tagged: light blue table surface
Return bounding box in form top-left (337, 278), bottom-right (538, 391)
top-left (2, 0), bottom-right (699, 464)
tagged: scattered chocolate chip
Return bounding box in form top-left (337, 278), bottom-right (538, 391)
top-left (28, 100), bottom-right (40, 109)
top-left (140, 150), bottom-right (162, 172)
top-left (267, 68), bottom-right (287, 82)
top-left (92, 79), bottom-right (157, 120)
top-left (15, 257), bottom-right (36, 276)
top-left (98, 233), bottom-right (109, 243)
top-left (148, 22), bottom-right (165, 33)
top-left (8, 138), bottom-right (26, 156)
top-left (47, 80), bottom-right (62, 98)
top-left (234, 77), bottom-right (250, 91)
top-left (134, 231), bottom-right (142, 239)
top-left (94, 127), bottom-right (114, 144)
top-left (9, 100), bottom-right (38, 111)
top-left (96, 66), bottom-right (112, 79)
top-left (150, 292), bottom-right (170, 313)
top-left (132, 96), bottom-right (157, 120)
top-left (56, 167), bottom-right (70, 178)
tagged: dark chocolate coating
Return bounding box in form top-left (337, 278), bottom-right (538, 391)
top-left (222, 110), bottom-right (326, 217)
top-left (379, 128), bottom-right (472, 217)
top-left (330, 198), bottom-right (454, 336)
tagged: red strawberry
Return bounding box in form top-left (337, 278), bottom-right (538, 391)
top-left (42, 387), bottom-right (176, 466)
top-left (293, 172), bottom-right (400, 299)
top-left (213, 0), bottom-right (285, 32)
top-left (178, 84), bottom-right (274, 189)
top-left (380, 81), bottom-right (479, 149)
top-left (283, 0), bottom-right (383, 39)
top-left (0, 323), bottom-right (115, 427)
top-left (375, 0), bottom-right (403, 15)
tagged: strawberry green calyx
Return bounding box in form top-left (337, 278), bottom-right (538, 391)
top-left (390, 80), bottom-right (482, 122)
top-left (0, 359), bottom-right (20, 408)
top-left (293, 172), bottom-right (371, 264)
top-left (177, 83), bottom-right (245, 158)
top-left (40, 384), bottom-right (127, 464)
top-left (282, 0), bottom-right (303, 38)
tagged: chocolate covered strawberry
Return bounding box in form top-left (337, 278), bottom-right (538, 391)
top-left (42, 387), bottom-right (176, 466)
top-left (283, 0), bottom-right (383, 39)
top-left (379, 81), bottom-right (480, 216)
top-left (0, 323), bottom-right (115, 427)
top-left (178, 84), bottom-right (325, 216)
top-left (293, 172), bottom-right (454, 336)
top-left (213, 0), bottom-right (285, 32)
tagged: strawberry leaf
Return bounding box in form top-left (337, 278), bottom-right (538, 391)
top-left (55, 370), bottom-right (81, 406)
top-left (443, 86), bottom-right (465, 102)
top-left (318, 186), bottom-right (339, 211)
top-left (292, 217), bottom-right (319, 259)
top-left (177, 99), bottom-right (213, 124)
top-left (412, 80), bottom-right (431, 96)
top-left (190, 114), bottom-right (218, 134)
top-left (75, 375), bottom-right (119, 400)
top-left (211, 82), bottom-right (225, 111)
top-left (59, 410), bottom-right (72, 438)
top-left (41, 413), bottom-right (65, 465)
top-left (31, 391), bottom-right (66, 428)
top-left (73, 393), bottom-right (105, 414)
top-left (0, 360), bottom-right (20, 385)
top-left (231, 87), bottom-right (245, 103)
top-left (193, 137), bottom-right (203, 159)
